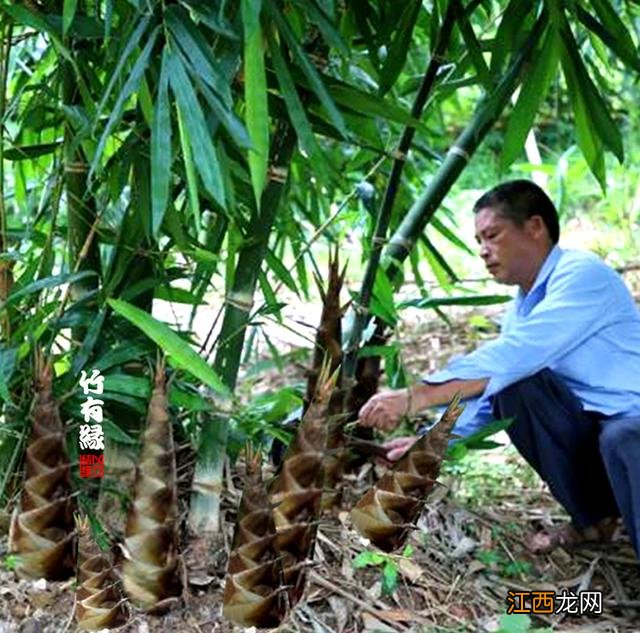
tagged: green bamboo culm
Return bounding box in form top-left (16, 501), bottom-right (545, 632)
top-left (189, 121), bottom-right (297, 534)
top-left (62, 17), bottom-right (101, 310)
top-left (383, 14), bottom-right (548, 283)
top-left (0, 22), bottom-right (11, 338)
top-left (342, 0), bottom-right (459, 385)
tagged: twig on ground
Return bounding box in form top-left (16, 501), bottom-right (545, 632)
top-left (309, 571), bottom-right (408, 632)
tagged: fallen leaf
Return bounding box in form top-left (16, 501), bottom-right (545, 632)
top-left (328, 597), bottom-right (348, 633)
top-left (362, 613), bottom-right (396, 632)
top-left (398, 558), bottom-right (423, 582)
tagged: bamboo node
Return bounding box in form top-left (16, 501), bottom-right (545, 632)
top-left (391, 149), bottom-right (407, 161)
top-left (226, 291), bottom-right (254, 312)
top-left (447, 145), bottom-right (470, 162)
top-left (388, 236), bottom-right (414, 253)
top-left (64, 162), bottom-right (88, 173)
top-left (267, 165), bottom-right (288, 183)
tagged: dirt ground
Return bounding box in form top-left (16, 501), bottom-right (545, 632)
top-left (1, 271), bottom-right (639, 633)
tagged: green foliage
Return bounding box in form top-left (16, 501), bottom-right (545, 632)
top-left (2, 554), bottom-right (21, 572)
top-left (352, 544), bottom-right (414, 597)
top-left (475, 548), bottom-right (534, 579)
top-left (107, 299), bottom-right (229, 396)
top-left (497, 613), bottom-right (553, 633)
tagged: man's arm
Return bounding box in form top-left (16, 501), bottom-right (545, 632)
top-left (358, 377), bottom-right (488, 431)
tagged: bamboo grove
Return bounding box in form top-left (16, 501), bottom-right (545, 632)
top-left (1, 0), bottom-right (640, 628)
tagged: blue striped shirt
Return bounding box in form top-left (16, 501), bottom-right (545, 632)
top-left (425, 245), bottom-right (640, 436)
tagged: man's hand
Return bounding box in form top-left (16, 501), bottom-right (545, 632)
top-left (358, 388), bottom-right (411, 431)
top-left (383, 436), bottom-right (418, 462)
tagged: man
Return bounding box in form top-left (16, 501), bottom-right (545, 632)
top-left (358, 180), bottom-right (640, 558)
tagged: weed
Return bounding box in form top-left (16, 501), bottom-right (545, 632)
top-left (352, 544), bottom-right (414, 597)
top-left (476, 549), bottom-right (534, 579)
top-left (3, 554), bottom-right (20, 571)
top-left (496, 613), bottom-right (553, 633)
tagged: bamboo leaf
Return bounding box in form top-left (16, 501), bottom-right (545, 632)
top-left (151, 48), bottom-right (172, 239)
top-left (94, 17), bottom-right (151, 123)
top-left (258, 270), bottom-right (284, 321)
top-left (165, 6), bottom-right (232, 106)
top-left (501, 26), bottom-right (560, 170)
top-left (423, 236), bottom-right (459, 284)
top-left (561, 22), bottom-right (623, 164)
top-left (266, 28), bottom-right (326, 174)
top-left (0, 348), bottom-right (18, 404)
top-left (456, 8), bottom-right (492, 90)
top-left (490, 0), bottom-right (534, 75)
top-left (90, 26), bottom-right (159, 178)
top-left (168, 51), bottom-right (226, 207)
top-left (577, 4), bottom-right (640, 73)
top-left (107, 299), bottom-right (230, 397)
top-left (102, 419), bottom-right (137, 445)
top-left (378, 0), bottom-right (421, 95)
top-left (169, 386), bottom-right (213, 412)
top-left (1, 5), bottom-right (71, 59)
top-left (176, 107), bottom-right (201, 228)
top-left (266, 0), bottom-right (347, 137)
top-left (72, 308), bottom-right (107, 375)
top-left (265, 249), bottom-right (298, 294)
top-left (290, 0), bottom-right (348, 55)
top-left (369, 269), bottom-right (398, 327)
top-left (155, 286), bottom-right (204, 305)
top-left (398, 294), bottom-right (511, 310)
top-left (242, 0), bottom-right (269, 208)
top-left (102, 374), bottom-right (150, 399)
top-left (4, 142), bottom-right (61, 160)
top-left (430, 216), bottom-right (475, 255)
top-left (563, 73), bottom-right (605, 187)
top-left (62, 0), bottom-right (78, 37)
top-left (4, 271), bottom-right (97, 307)
top-left (324, 81), bottom-right (426, 131)
top-left (198, 82), bottom-right (251, 149)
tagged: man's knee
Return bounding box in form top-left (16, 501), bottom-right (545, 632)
top-left (599, 417), bottom-right (640, 459)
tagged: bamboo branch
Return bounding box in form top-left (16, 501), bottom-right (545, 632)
top-left (383, 14), bottom-right (548, 283)
top-left (342, 1), bottom-right (458, 382)
top-left (0, 23), bottom-right (12, 337)
top-left (61, 14), bottom-right (101, 308)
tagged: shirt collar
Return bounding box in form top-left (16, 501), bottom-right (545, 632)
top-left (516, 244), bottom-right (563, 303)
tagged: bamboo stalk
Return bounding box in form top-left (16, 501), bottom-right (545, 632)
top-left (62, 19), bottom-right (101, 307)
top-left (0, 23), bottom-right (12, 338)
top-left (342, 0), bottom-right (458, 383)
top-left (383, 14), bottom-right (548, 283)
top-left (189, 120), bottom-right (297, 534)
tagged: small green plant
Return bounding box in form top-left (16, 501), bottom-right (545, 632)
top-left (497, 613), bottom-right (553, 633)
top-left (352, 544), bottom-right (414, 596)
top-left (3, 554), bottom-right (21, 571)
top-left (476, 549), bottom-right (533, 579)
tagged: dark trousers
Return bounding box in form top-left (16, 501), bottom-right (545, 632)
top-left (493, 370), bottom-right (640, 558)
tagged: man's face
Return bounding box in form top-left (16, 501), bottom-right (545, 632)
top-left (474, 206), bottom-right (541, 287)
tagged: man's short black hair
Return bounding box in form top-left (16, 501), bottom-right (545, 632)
top-left (473, 179), bottom-right (560, 244)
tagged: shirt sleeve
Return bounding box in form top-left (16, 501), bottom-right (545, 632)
top-left (424, 258), bottom-right (615, 399)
